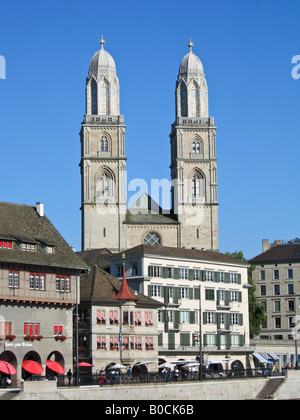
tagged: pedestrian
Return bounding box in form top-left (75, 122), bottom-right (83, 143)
top-left (67, 369), bottom-right (72, 386)
top-left (99, 369), bottom-right (105, 385)
top-left (127, 366), bottom-right (132, 382)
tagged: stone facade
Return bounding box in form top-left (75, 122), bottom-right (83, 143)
top-left (81, 38), bottom-right (219, 252)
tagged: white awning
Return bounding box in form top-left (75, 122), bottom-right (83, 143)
top-left (253, 352), bottom-right (268, 363)
top-left (268, 353), bottom-right (280, 361)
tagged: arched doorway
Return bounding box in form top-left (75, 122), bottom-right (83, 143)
top-left (46, 351), bottom-right (65, 378)
top-left (22, 351), bottom-right (42, 381)
top-left (231, 360), bottom-right (244, 376)
top-left (0, 351), bottom-right (17, 387)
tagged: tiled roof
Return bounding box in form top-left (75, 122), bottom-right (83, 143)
top-left (249, 244), bottom-right (300, 264)
top-left (77, 248), bottom-right (112, 269)
top-left (80, 265), bottom-right (162, 308)
top-left (108, 244), bottom-right (249, 266)
top-left (0, 201), bottom-right (89, 271)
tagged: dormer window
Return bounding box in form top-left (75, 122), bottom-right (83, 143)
top-left (47, 246), bottom-right (54, 254)
top-left (0, 240), bottom-right (12, 250)
top-left (22, 243), bottom-right (36, 252)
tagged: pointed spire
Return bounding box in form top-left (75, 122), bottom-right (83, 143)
top-left (99, 34), bottom-right (105, 49)
top-left (188, 37), bottom-right (194, 52)
top-left (115, 253), bottom-right (137, 301)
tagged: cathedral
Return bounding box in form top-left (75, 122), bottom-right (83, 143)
top-left (80, 37), bottom-right (218, 252)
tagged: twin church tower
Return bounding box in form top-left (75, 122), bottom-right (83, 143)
top-left (80, 37), bottom-right (218, 253)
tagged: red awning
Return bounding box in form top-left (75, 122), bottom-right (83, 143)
top-left (46, 360), bottom-right (65, 374)
top-left (0, 360), bottom-right (16, 375)
top-left (22, 360), bottom-right (44, 374)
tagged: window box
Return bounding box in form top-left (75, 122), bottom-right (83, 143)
top-left (55, 335), bottom-right (66, 342)
top-left (6, 335), bottom-right (16, 341)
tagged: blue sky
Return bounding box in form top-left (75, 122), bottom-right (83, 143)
top-left (0, 0), bottom-right (299, 259)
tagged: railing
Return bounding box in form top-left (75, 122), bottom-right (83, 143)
top-left (0, 368), bottom-right (287, 389)
top-left (52, 368), bottom-right (285, 388)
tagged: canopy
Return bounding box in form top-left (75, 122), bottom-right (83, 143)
top-left (183, 362), bottom-right (200, 368)
top-left (109, 363), bottom-right (127, 370)
top-left (46, 360), bottom-right (65, 374)
top-left (75, 362), bottom-right (93, 367)
top-left (22, 360), bottom-right (44, 375)
top-left (0, 360), bottom-right (16, 375)
top-left (170, 360), bottom-right (196, 365)
top-left (252, 352), bottom-right (268, 363)
top-left (268, 353), bottom-right (280, 361)
top-left (158, 363), bottom-right (174, 369)
top-left (135, 361), bottom-right (157, 366)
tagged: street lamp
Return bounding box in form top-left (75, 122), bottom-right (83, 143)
top-left (294, 292), bottom-right (299, 370)
top-left (198, 284), bottom-right (203, 381)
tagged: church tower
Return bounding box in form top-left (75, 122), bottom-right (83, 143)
top-left (170, 40), bottom-right (219, 251)
top-left (80, 37), bottom-right (127, 251)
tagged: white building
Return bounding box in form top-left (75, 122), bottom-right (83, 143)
top-left (108, 245), bottom-right (251, 371)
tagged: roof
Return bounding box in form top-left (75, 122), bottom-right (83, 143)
top-left (77, 248), bottom-right (112, 269)
top-left (80, 265), bottom-right (162, 308)
top-left (125, 193), bottom-right (178, 225)
top-left (89, 38), bottom-right (117, 81)
top-left (179, 50), bottom-right (204, 77)
top-left (115, 268), bottom-right (137, 301)
top-left (249, 244), bottom-right (300, 265)
top-left (0, 201), bottom-right (89, 272)
top-left (107, 244), bottom-right (249, 267)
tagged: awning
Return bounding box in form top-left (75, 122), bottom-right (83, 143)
top-left (0, 360), bottom-right (16, 375)
top-left (22, 360), bottom-right (44, 374)
top-left (268, 353), bottom-right (280, 361)
top-left (109, 363), bottom-right (126, 370)
top-left (253, 352), bottom-right (269, 363)
top-left (46, 360), bottom-right (65, 374)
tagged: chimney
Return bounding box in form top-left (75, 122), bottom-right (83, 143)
top-left (36, 202), bottom-right (44, 217)
top-left (262, 239), bottom-right (270, 253)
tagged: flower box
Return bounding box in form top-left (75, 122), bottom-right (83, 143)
top-left (6, 335), bottom-right (16, 341)
top-left (55, 335), bottom-right (66, 342)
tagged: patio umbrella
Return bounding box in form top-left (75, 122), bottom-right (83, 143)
top-left (158, 363), bottom-right (174, 369)
top-left (109, 363), bottom-right (127, 370)
top-left (76, 362), bottom-right (93, 367)
top-left (22, 360), bottom-right (44, 374)
top-left (0, 360), bottom-right (16, 375)
top-left (135, 361), bottom-right (157, 366)
top-left (170, 360), bottom-right (197, 365)
top-left (46, 360), bottom-right (65, 374)
top-left (183, 362), bottom-right (200, 368)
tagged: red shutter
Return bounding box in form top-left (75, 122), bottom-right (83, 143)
top-left (24, 323), bottom-right (28, 335)
top-left (59, 325), bottom-right (63, 334)
top-left (34, 324), bottom-right (39, 335)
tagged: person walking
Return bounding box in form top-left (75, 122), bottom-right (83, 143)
top-left (67, 369), bottom-right (72, 386)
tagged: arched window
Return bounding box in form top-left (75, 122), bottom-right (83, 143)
top-left (192, 138), bottom-right (204, 157)
top-left (95, 169), bottom-right (115, 203)
top-left (91, 79), bottom-right (98, 115)
top-left (180, 82), bottom-right (188, 117)
top-left (144, 232), bottom-right (161, 246)
top-left (100, 135), bottom-right (109, 152)
top-left (192, 172), bottom-right (205, 199)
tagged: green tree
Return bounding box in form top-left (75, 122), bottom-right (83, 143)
top-left (225, 251), bottom-right (266, 337)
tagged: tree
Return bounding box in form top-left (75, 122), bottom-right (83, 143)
top-left (225, 251), bottom-right (266, 337)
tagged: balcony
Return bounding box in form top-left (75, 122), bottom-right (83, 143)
top-left (217, 300), bottom-right (231, 310)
